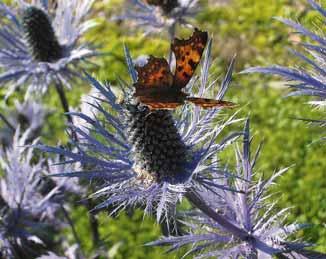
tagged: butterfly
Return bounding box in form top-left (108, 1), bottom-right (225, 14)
top-left (133, 28), bottom-right (236, 110)
top-left (144, 0), bottom-right (179, 14)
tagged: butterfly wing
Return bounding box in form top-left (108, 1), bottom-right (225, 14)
top-left (134, 55), bottom-right (173, 91)
top-left (136, 98), bottom-right (182, 110)
top-left (134, 55), bottom-right (183, 109)
top-left (172, 28), bottom-right (208, 89)
top-left (186, 97), bottom-right (236, 109)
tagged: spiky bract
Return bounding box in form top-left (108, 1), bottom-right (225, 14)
top-left (0, 129), bottom-right (59, 257)
top-left (148, 120), bottom-right (312, 258)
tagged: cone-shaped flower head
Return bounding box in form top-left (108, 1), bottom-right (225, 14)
top-left (0, 0), bottom-right (97, 98)
top-left (115, 0), bottom-right (198, 35)
top-left (243, 0), bottom-right (326, 132)
top-left (149, 119), bottom-right (315, 258)
top-left (38, 31), bottom-right (239, 223)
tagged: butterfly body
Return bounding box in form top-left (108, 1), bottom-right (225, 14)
top-left (134, 29), bottom-right (236, 110)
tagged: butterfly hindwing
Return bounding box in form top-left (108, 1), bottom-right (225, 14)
top-left (172, 28), bottom-right (208, 89)
top-left (137, 96), bottom-right (183, 110)
top-left (186, 97), bottom-right (236, 109)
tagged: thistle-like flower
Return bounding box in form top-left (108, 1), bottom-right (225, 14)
top-left (38, 34), bottom-right (239, 224)
top-left (115, 0), bottom-right (198, 36)
top-left (0, 128), bottom-right (61, 257)
top-left (148, 119), bottom-right (321, 258)
top-left (0, 0), bottom-right (96, 98)
top-left (243, 0), bottom-right (325, 131)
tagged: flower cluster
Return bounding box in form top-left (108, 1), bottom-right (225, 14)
top-left (0, 129), bottom-right (57, 257)
top-left (0, 126), bottom-right (84, 257)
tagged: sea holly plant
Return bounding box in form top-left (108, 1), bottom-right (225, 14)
top-left (115, 0), bottom-right (199, 38)
top-left (148, 119), bottom-right (324, 258)
top-left (243, 0), bottom-right (326, 138)
top-left (0, 128), bottom-right (59, 258)
top-left (0, 0), bottom-right (97, 123)
top-left (37, 30), bottom-right (241, 227)
top-left (0, 126), bottom-right (86, 258)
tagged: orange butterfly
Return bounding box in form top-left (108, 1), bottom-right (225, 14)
top-left (134, 28), bottom-right (236, 110)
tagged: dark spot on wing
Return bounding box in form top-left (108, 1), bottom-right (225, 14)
top-left (188, 59), bottom-right (196, 70)
top-left (183, 72), bottom-right (190, 78)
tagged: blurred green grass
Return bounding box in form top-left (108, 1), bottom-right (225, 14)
top-left (1, 0), bottom-right (325, 257)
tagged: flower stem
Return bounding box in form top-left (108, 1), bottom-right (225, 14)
top-left (185, 190), bottom-right (249, 240)
top-left (0, 112), bottom-right (15, 132)
top-left (54, 82), bottom-right (73, 124)
top-left (60, 204), bottom-right (84, 255)
top-left (54, 82), bottom-right (78, 142)
top-left (87, 199), bottom-right (100, 248)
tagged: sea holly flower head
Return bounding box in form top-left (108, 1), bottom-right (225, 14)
top-left (149, 119), bottom-right (312, 258)
top-left (0, 0), bottom-right (97, 98)
top-left (115, 0), bottom-right (198, 35)
top-left (38, 33), bottom-right (240, 223)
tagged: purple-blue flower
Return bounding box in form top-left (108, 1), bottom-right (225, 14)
top-left (38, 36), bottom-right (240, 223)
top-left (0, 0), bottom-right (97, 99)
top-left (0, 125), bottom-right (84, 257)
top-left (114, 0), bottom-right (198, 36)
top-left (0, 128), bottom-right (60, 257)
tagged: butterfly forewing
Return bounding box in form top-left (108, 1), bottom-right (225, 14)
top-left (134, 55), bottom-right (182, 109)
top-left (172, 29), bottom-right (208, 89)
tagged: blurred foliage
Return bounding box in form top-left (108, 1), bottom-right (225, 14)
top-left (1, 0), bottom-right (325, 257)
